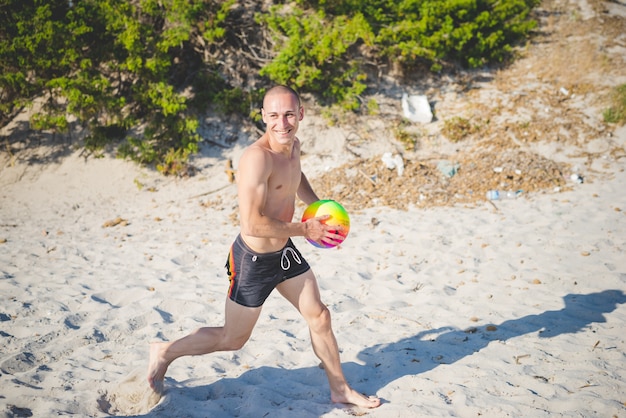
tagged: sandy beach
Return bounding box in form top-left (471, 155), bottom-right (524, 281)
top-left (1, 120), bottom-right (625, 417)
top-left (2, 1), bottom-right (626, 417)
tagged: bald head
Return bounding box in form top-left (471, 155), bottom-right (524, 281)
top-left (263, 85), bottom-right (301, 109)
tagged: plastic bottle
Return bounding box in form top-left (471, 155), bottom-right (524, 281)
top-left (486, 190), bottom-right (521, 200)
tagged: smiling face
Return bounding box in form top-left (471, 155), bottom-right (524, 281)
top-left (261, 87), bottom-right (304, 148)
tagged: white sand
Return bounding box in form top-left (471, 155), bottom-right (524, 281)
top-left (1, 119), bottom-right (625, 417)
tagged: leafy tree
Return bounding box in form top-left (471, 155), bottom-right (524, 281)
top-left (296, 0), bottom-right (541, 71)
top-left (386, 0), bottom-right (541, 69)
top-left (258, 7), bottom-right (374, 109)
top-left (1, 0), bottom-right (237, 174)
top-left (1, 0), bottom-right (542, 173)
top-left (0, 0), bottom-right (114, 128)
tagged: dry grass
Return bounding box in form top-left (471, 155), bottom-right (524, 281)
top-left (314, 144), bottom-right (570, 211)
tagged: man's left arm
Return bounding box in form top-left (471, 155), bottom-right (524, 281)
top-left (297, 172), bottom-right (319, 206)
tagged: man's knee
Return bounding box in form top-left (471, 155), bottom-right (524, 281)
top-left (307, 304), bottom-right (332, 333)
top-left (224, 338), bottom-right (247, 351)
top-left (201, 328), bottom-right (249, 351)
top-left (221, 331), bottom-right (251, 351)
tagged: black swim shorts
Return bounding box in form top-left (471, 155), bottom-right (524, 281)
top-left (225, 234), bottom-right (311, 308)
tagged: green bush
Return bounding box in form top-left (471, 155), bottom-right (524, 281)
top-left (379, 0), bottom-right (541, 70)
top-left (0, 0), bottom-right (233, 173)
top-left (258, 8), bottom-right (373, 109)
top-left (262, 0), bottom-right (540, 106)
top-left (1, 0), bottom-right (541, 173)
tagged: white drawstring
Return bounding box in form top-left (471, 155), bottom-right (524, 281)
top-left (281, 247), bottom-right (302, 270)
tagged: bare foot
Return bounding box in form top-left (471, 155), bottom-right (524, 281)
top-left (331, 387), bottom-right (381, 409)
top-left (147, 342), bottom-right (170, 393)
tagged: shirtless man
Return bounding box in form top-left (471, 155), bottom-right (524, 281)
top-left (147, 85), bottom-right (380, 409)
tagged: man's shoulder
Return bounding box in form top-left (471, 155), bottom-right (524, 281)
top-left (239, 140), bottom-right (273, 174)
top-left (244, 136), bottom-right (268, 153)
top-left (245, 135), bottom-right (271, 153)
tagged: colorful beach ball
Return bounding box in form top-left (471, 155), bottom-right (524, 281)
top-left (301, 200), bottom-right (350, 248)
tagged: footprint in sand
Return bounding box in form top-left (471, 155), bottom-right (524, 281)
top-left (98, 369), bottom-right (162, 416)
top-left (1, 352), bottom-right (38, 374)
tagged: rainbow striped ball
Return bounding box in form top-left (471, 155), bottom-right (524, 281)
top-left (301, 200), bottom-right (350, 248)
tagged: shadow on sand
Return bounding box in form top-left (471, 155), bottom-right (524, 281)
top-left (127, 290), bottom-right (625, 417)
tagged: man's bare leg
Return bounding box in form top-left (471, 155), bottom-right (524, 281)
top-left (277, 272), bottom-right (381, 409)
top-left (147, 298), bottom-right (262, 392)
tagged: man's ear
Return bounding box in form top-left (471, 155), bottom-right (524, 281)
top-left (299, 106), bottom-right (304, 121)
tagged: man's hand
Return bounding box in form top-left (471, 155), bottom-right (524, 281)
top-left (304, 215), bottom-right (346, 247)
